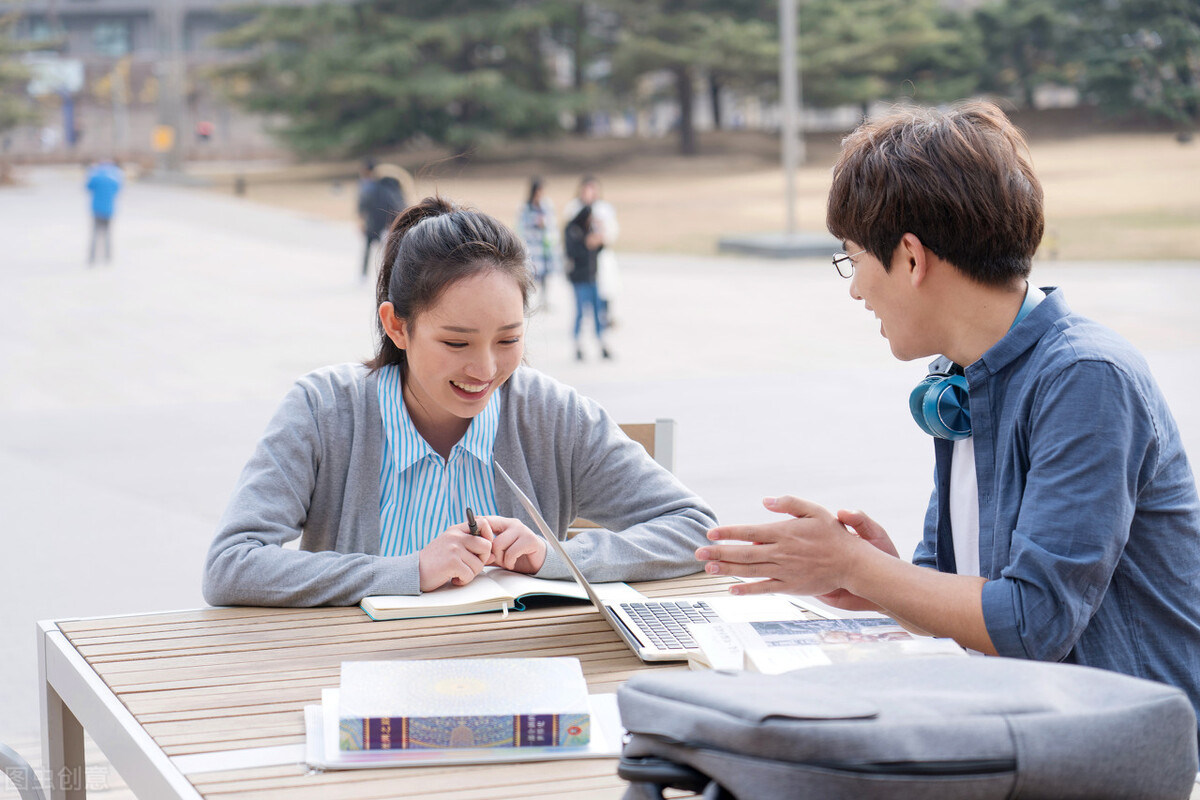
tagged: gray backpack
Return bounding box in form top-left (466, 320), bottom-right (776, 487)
top-left (617, 656), bottom-right (1197, 799)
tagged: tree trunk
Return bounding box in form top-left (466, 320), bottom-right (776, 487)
top-left (527, 28), bottom-right (546, 93)
top-left (709, 73), bottom-right (722, 130)
top-left (572, 3), bottom-right (589, 136)
top-left (675, 65), bottom-right (696, 156)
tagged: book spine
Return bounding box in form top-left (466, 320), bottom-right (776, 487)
top-left (347, 713), bottom-right (590, 750)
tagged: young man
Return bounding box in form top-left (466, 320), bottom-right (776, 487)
top-left (697, 102), bottom-right (1200, 730)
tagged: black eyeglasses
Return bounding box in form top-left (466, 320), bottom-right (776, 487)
top-left (832, 249), bottom-right (866, 279)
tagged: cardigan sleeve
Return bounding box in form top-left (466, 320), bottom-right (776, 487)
top-left (202, 378), bottom-right (420, 607)
top-left (533, 391), bottom-right (716, 583)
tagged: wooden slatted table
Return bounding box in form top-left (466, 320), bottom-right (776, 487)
top-left (38, 572), bottom-right (734, 800)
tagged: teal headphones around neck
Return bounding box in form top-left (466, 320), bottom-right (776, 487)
top-left (909, 285), bottom-right (1045, 440)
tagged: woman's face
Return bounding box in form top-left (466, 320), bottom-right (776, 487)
top-left (385, 269), bottom-right (526, 438)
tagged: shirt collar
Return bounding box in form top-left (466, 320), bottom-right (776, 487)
top-left (457, 387), bottom-right (501, 465)
top-left (967, 286), bottom-right (1068, 382)
top-left (381, 365), bottom-right (502, 470)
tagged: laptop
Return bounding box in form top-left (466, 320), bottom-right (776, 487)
top-left (493, 461), bottom-right (806, 662)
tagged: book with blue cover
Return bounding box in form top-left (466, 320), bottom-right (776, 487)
top-left (338, 657), bottom-right (591, 751)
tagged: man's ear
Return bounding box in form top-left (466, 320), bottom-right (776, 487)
top-left (897, 232), bottom-right (929, 287)
top-left (378, 302), bottom-right (409, 350)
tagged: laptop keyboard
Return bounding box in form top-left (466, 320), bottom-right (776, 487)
top-left (619, 600), bottom-right (721, 651)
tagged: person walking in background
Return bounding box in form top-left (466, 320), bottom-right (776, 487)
top-left (563, 175), bottom-right (620, 327)
top-left (356, 158), bottom-right (378, 276)
top-left (564, 203), bottom-right (611, 361)
top-left (356, 157), bottom-right (377, 214)
top-left (85, 158), bottom-right (123, 266)
top-left (516, 177), bottom-right (560, 306)
top-left (358, 162), bottom-right (407, 280)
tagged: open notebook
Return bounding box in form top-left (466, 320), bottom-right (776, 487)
top-left (361, 567), bottom-right (642, 621)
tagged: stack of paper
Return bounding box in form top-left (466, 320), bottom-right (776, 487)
top-left (688, 618), bottom-right (966, 675)
top-left (303, 656), bottom-right (624, 770)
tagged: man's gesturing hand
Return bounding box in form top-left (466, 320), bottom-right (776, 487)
top-left (694, 496), bottom-right (896, 600)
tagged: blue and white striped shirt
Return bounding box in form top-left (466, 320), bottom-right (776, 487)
top-left (376, 365), bottom-right (500, 557)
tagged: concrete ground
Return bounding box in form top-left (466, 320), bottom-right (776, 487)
top-left (2, 166), bottom-right (1199, 797)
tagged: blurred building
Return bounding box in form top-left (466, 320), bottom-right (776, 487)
top-left (8, 0), bottom-right (332, 163)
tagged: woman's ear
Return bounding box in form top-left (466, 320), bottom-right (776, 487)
top-left (378, 302), bottom-right (409, 350)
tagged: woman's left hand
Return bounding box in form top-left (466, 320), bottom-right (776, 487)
top-left (482, 516), bottom-right (548, 574)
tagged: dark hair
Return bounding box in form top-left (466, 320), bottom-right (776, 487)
top-left (569, 203), bottom-right (592, 229)
top-left (826, 101), bottom-right (1043, 286)
top-left (526, 176), bottom-right (543, 205)
top-left (366, 196), bottom-right (534, 371)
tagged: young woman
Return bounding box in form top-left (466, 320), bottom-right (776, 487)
top-left (203, 197), bottom-right (715, 607)
top-left (515, 176), bottom-right (560, 301)
top-left (564, 203), bottom-right (610, 360)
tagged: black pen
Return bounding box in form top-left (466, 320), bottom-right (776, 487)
top-left (466, 507), bottom-right (480, 536)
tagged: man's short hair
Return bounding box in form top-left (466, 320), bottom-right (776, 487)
top-left (826, 101), bottom-right (1044, 286)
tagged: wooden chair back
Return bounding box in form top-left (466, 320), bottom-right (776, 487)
top-left (569, 419), bottom-right (676, 531)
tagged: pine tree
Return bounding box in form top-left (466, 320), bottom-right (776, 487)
top-left (0, 7), bottom-right (40, 139)
top-left (213, 1), bottom-right (571, 157)
top-left (608, 0), bottom-right (776, 155)
top-left (798, 0), bottom-right (972, 113)
top-left (972, 0), bottom-right (1076, 110)
top-left (1073, 0), bottom-right (1200, 133)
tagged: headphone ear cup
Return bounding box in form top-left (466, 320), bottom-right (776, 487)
top-left (910, 374), bottom-right (972, 440)
top-left (909, 376), bottom-right (941, 437)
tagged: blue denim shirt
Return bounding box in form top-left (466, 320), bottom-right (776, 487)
top-left (914, 287), bottom-right (1200, 729)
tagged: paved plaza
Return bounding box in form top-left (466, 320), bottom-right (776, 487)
top-left (3, 165), bottom-right (1200, 793)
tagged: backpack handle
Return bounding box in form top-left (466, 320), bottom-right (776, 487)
top-left (618, 755), bottom-right (732, 800)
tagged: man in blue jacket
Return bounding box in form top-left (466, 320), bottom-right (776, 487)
top-left (86, 159), bottom-right (123, 265)
top-left (697, 101), bottom-right (1200, 737)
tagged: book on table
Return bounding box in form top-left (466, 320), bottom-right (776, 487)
top-left (359, 566), bottom-right (641, 621)
top-left (688, 617), bottom-right (967, 674)
top-left (306, 692), bottom-right (623, 769)
top-left (338, 657), bottom-right (591, 751)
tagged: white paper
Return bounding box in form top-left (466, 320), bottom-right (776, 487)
top-left (685, 623), bottom-right (745, 671)
top-left (703, 594), bottom-right (808, 622)
top-left (785, 595), bottom-right (889, 620)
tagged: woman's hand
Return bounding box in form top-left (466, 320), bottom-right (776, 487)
top-left (417, 519), bottom-right (495, 592)
top-left (482, 516), bottom-right (548, 574)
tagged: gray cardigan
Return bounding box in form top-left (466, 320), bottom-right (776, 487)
top-left (203, 364), bottom-right (717, 606)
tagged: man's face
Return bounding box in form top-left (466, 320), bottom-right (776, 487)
top-left (579, 181), bottom-right (599, 204)
top-left (846, 240), bottom-right (926, 362)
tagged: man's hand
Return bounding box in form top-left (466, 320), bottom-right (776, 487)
top-left (836, 508), bottom-right (900, 558)
top-left (699, 497), bottom-right (996, 654)
top-left (483, 516), bottom-right (547, 574)
top-left (809, 508), bottom-right (901, 611)
top-left (418, 521), bottom-right (494, 592)
top-left (694, 496), bottom-right (897, 598)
